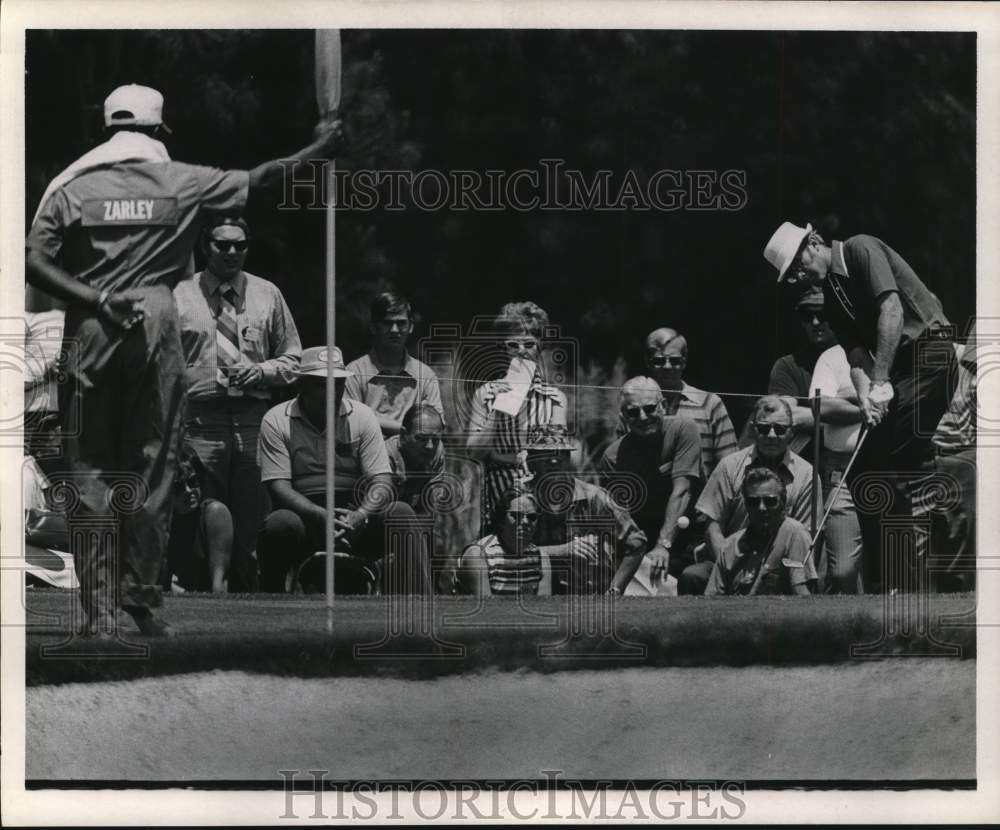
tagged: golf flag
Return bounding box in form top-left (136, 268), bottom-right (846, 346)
top-left (315, 29), bottom-right (342, 127)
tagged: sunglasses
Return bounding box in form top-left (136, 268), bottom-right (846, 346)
top-left (649, 355), bottom-right (684, 368)
top-left (753, 421), bottom-right (790, 438)
top-left (509, 511), bottom-right (539, 522)
top-left (798, 309), bottom-right (828, 323)
top-left (623, 403), bottom-right (660, 419)
top-left (745, 495), bottom-right (781, 510)
top-left (505, 339), bottom-right (539, 351)
top-left (210, 239), bottom-right (248, 253)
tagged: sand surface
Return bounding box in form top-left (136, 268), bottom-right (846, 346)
top-left (26, 660), bottom-right (974, 782)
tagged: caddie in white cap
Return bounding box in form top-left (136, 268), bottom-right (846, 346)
top-left (103, 83), bottom-right (172, 134)
top-left (25, 82), bottom-right (344, 638)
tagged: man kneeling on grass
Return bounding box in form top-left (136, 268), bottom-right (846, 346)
top-left (256, 346), bottom-right (432, 594)
top-left (705, 467), bottom-right (816, 596)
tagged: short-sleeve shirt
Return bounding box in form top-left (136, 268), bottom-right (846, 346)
top-left (258, 397), bottom-right (390, 497)
top-left (174, 270), bottom-right (302, 401)
top-left (810, 345), bottom-right (861, 453)
top-left (768, 353), bottom-right (817, 400)
top-left (705, 517), bottom-right (816, 596)
top-left (599, 416), bottom-right (702, 542)
top-left (534, 478), bottom-right (647, 574)
top-left (384, 434), bottom-right (446, 513)
top-left (695, 445), bottom-right (813, 535)
top-left (824, 235), bottom-right (950, 358)
top-left (27, 161), bottom-right (248, 292)
top-left (344, 351), bottom-right (444, 431)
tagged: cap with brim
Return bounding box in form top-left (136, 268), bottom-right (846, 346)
top-left (296, 346), bottom-right (353, 378)
top-left (763, 221), bottom-right (812, 282)
top-left (525, 423), bottom-right (580, 452)
top-left (104, 84), bottom-right (172, 134)
top-left (795, 286), bottom-right (825, 309)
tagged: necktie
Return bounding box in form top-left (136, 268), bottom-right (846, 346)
top-left (216, 283), bottom-right (241, 391)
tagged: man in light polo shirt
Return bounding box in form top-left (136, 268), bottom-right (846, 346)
top-left (345, 292), bottom-right (444, 438)
top-left (678, 395), bottom-right (813, 595)
top-left (25, 83), bottom-right (342, 636)
top-left (256, 346), bottom-right (432, 594)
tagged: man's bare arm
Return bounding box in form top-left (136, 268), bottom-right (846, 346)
top-left (871, 292), bottom-right (904, 382)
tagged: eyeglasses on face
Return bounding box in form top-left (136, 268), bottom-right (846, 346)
top-left (798, 309), bottom-right (827, 324)
top-left (745, 494), bottom-right (781, 510)
top-left (508, 510), bottom-right (539, 523)
top-left (753, 421), bottom-right (790, 438)
top-left (649, 355), bottom-right (684, 368)
top-left (210, 239), bottom-right (248, 253)
top-left (623, 403), bottom-right (660, 419)
top-left (505, 339), bottom-right (540, 352)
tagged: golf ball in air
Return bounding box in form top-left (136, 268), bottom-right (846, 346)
top-left (677, 516), bottom-right (690, 529)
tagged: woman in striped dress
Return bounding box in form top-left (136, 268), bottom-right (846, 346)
top-left (459, 487), bottom-right (551, 596)
top-left (465, 301), bottom-right (567, 525)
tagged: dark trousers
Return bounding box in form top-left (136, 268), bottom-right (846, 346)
top-left (258, 497), bottom-right (432, 594)
top-left (853, 336), bottom-right (958, 591)
top-left (58, 286), bottom-right (186, 619)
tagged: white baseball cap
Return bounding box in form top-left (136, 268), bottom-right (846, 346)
top-left (104, 84), bottom-right (171, 133)
top-left (296, 346), bottom-right (353, 378)
top-left (763, 221), bottom-right (812, 282)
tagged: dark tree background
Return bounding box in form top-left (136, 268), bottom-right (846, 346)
top-left (25, 29), bottom-right (976, 435)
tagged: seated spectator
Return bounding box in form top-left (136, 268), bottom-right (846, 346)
top-left (600, 376), bottom-right (702, 585)
top-left (679, 395), bottom-right (813, 595)
top-left (705, 468), bottom-right (816, 596)
top-left (627, 327), bottom-right (738, 480)
top-left (345, 292), bottom-right (444, 438)
top-left (459, 485), bottom-right (552, 596)
top-left (466, 301), bottom-right (568, 524)
top-left (524, 424), bottom-right (647, 595)
top-left (386, 404), bottom-right (446, 513)
top-left (164, 446), bottom-right (233, 594)
top-left (256, 346), bottom-right (432, 594)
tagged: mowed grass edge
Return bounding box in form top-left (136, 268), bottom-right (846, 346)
top-left (23, 591), bottom-right (976, 685)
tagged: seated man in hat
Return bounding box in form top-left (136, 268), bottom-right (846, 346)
top-left (525, 424), bottom-right (647, 595)
top-left (256, 346), bottom-right (432, 594)
top-left (705, 467), bottom-right (816, 596)
top-left (600, 376), bottom-right (702, 591)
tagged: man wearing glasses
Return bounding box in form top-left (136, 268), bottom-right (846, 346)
top-left (639, 327), bottom-right (738, 480)
top-left (763, 222), bottom-right (956, 479)
top-left (174, 216), bottom-right (302, 592)
top-left (704, 468), bottom-right (816, 597)
top-left (600, 376), bottom-right (702, 586)
top-left (678, 395), bottom-right (813, 595)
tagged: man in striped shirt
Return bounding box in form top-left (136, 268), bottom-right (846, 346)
top-left (642, 327), bottom-right (739, 480)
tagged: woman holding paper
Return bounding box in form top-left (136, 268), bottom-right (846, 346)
top-left (466, 301), bottom-right (567, 525)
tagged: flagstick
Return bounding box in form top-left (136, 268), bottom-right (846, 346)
top-left (324, 157), bottom-right (336, 635)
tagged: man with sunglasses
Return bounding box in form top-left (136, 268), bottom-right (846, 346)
top-left (704, 468), bottom-right (816, 597)
top-left (173, 216), bottom-right (302, 592)
top-left (25, 83), bottom-right (342, 635)
top-left (638, 327), bottom-right (738, 480)
top-left (678, 395), bottom-right (813, 595)
top-left (600, 377), bottom-right (702, 586)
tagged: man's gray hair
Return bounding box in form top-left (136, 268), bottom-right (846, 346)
top-left (752, 394), bottom-right (793, 424)
top-left (620, 375), bottom-right (664, 405)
